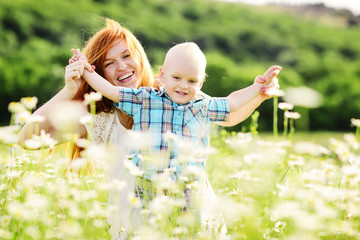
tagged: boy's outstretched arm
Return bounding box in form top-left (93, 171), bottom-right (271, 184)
top-left (219, 65), bottom-right (282, 126)
top-left (226, 80), bottom-right (264, 113)
top-left (82, 69), bottom-right (120, 103)
top-left (217, 94), bottom-right (264, 126)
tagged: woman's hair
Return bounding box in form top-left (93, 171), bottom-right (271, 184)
top-left (69, 18), bottom-right (154, 163)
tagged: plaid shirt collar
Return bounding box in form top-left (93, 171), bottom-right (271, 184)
top-left (156, 87), bottom-right (208, 106)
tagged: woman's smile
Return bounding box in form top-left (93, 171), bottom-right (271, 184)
top-left (117, 71), bottom-right (135, 83)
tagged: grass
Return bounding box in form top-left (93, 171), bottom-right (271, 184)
top-left (1, 97), bottom-right (360, 239)
top-left (260, 131), bottom-right (346, 145)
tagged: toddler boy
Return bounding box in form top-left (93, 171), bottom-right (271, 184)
top-left (77, 42), bottom-right (281, 181)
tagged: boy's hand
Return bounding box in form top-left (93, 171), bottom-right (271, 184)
top-left (263, 65), bottom-right (282, 85)
top-left (69, 48), bottom-right (88, 64)
top-left (68, 48), bottom-right (95, 73)
top-left (253, 65), bottom-right (282, 99)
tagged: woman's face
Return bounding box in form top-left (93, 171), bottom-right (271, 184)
top-left (103, 39), bottom-right (140, 88)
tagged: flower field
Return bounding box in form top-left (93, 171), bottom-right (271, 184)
top-left (0, 97), bottom-right (359, 239)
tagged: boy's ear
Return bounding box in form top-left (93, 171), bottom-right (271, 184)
top-left (199, 79), bottom-right (205, 89)
top-left (159, 67), bottom-right (165, 83)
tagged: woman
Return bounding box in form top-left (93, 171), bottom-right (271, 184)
top-left (19, 18), bottom-right (155, 239)
top-left (19, 18), bottom-right (274, 239)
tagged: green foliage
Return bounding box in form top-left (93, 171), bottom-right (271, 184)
top-left (1, 0), bottom-right (360, 130)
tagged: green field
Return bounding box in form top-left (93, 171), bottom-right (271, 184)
top-left (1, 125), bottom-right (359, 239)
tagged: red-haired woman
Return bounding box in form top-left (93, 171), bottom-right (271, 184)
top-left (19, 18), bottom-right (155, 239)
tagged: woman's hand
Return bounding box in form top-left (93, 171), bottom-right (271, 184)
top-left (64, 61), bottom-right (84, 96)
top-left (64, 49), bottom-right (94, 97)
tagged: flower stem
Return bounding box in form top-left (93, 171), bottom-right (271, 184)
top-left (283, 115), bottom-right (288, 138)
top-left (279, 166), bottom-right (290, 183)
top-left (289, 118), bottom-right (295, 140)
top-left (9, 113), bottom-right (15, 125)
top-left (273, 96), bottom-right (278, 137)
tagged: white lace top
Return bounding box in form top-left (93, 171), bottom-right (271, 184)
top-left (92, 111), bottom-right (128, 146)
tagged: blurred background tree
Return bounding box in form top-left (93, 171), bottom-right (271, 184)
top-left (1, 0), bottom-right (359, 132)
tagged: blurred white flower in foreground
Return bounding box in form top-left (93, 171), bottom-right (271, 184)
top-left (0, 216), bottom-right (10, 227)
top-left (132, 226), bottom-right (167, 240)
top-left (0, 125), bottom-right (20, 144)
top-left (48, 101), bottom-right (87, 133)
top-left (284, 86), bottom-right (323, 108)
top-left (243, 153), bottom-right (263, 165)
top-left (284, 111), bottom-right (301, 119)
top-left (329, 138), bottom-right (351, 163)
top-left (15, 111), bottom-right (31, 125)
top-left (149, 196), bottom-right (171, 217)
top-left (278, 102), bottom-right (294, 111)
top-left (84, 92), bottom-right (102, 104)
top-left (271, 201), bottom-right (321, 231)
top-left (20, 97), bottom-right (38, 110)
top-left (293, 141), bottom-right (324, 156)
top-left (25, 226), bottom-right (40, 239)
top-left (28, 114), bottom-right (45, 123)
top-left (24, 130), bottom-right (58, 149)
top-left (274, 221), bottom-right (286, 233)
top-left (220, 195), bottom-right (254, 226)
top-left (75, 138), bottom-right (91, 148)
top-left (79, 114), bottom-right (93, 125)
top-left (8, 102), bottom-right (26, 113)
top-left (7, 202), bottom-right (34, 221)
top-left (25, 193), bottom-right (48, 211)
top-left (225, 132), bottom-right (253, 149)
top-left (128, 192), bottom-right (142, 208)
top-left (344, 134), bottom-right (359, 150)
top-left (351, 118), bottom-right (360, 127)
top-left (0, 228), bottom-right (13, 239)
top-left (57, 221), bottom-right (82, 238)
top-left (123, 158), bottom-right (144, 176)
top-left (288, 154), bottom-right (305, 167)
top-left (127, 130), bottom-right (152, 150)
top-left (266, 88), bottom-right (285, 97)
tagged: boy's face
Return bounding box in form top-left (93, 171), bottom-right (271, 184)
top-left (160, 55), bottom-right (205, 105)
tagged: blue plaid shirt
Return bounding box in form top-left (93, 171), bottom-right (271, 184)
top-left (114, 87), bottom-right (229, 180)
